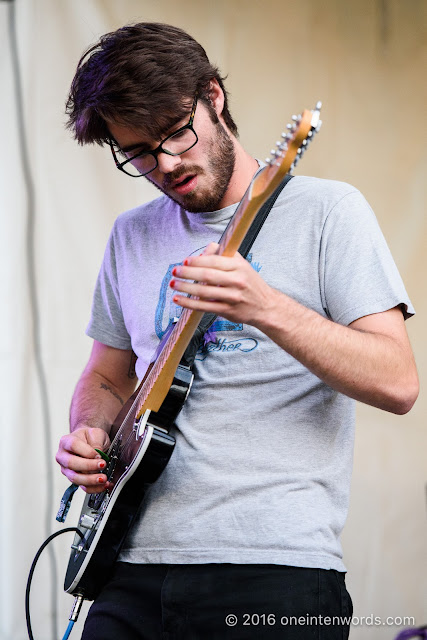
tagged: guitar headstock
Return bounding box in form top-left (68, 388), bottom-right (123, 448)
top-left (264, 101), bottom-right (322, 177)
top-left (217, 101), bottom-right (323, 256)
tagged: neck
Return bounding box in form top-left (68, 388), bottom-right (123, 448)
top-left (218, 140), bottom-right (259, 209)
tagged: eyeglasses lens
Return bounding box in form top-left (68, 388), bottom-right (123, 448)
top-left (162, 128), bottom-right (197, 154)
top-left (120, 128), bottom-right (198, 177)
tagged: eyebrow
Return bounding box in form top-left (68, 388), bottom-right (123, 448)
top-left (117, 112), bottom-right (190, 154)
top-left (120, 141), bottom-right (151, 154)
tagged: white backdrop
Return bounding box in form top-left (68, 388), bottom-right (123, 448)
top-left (1, 1), bottom-right (426, 639)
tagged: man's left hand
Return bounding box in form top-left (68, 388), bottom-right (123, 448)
top-left (169, 242), bottom-right (277, 327)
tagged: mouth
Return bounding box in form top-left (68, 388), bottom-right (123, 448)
top-left (169, 174), bottom-right (198, 195)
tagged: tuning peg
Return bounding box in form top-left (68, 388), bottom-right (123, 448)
top-left (265, 157), bottom-right (272, 164)
top-left (315, 101), bottom-right (322, 111)
top-left (282, 130), bottom-right (294, 138)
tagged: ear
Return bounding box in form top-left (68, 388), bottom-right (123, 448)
top-left (207, 78), bottom-right (225, 117)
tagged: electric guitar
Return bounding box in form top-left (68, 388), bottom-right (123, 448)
top-left (63, 102), bottom-right (322, 600)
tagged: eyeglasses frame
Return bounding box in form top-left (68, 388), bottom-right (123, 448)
top-left (109, 94), bottom-right (199, 177)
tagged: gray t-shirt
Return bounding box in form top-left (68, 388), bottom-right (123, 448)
top-left (87, 176), bottom-right (414, 572)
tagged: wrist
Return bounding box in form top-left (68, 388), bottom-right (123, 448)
top-left (70, 420), bottom-right (110, 435)
top-left (252, 288), bottom-right (318, 349)
top-left (251, 287), bottom-right (291, 333)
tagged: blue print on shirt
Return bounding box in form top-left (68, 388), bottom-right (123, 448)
top-left (195, 337), bottom-right (258, 361)
top-left (155, 251), bottom-right (262, 347)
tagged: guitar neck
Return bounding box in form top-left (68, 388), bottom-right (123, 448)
top-left (132, 177), bottom-right (277, 419)
top-left (131, 105), bottom-right (322, 420)
top-left (215, 167), bottom-right (279, 259)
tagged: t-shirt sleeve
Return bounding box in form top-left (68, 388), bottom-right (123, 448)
top-left (86, 226), bottom-right (133, 349)
top-left (319, 189), bottom-right (415, 326)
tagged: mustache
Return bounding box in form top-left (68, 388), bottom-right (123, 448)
top-left (163, 164), bottom-right (202, 188)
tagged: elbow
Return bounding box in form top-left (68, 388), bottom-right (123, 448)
top-left (388, 374), bottom-right (419, 415)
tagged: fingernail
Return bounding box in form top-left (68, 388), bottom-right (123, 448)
top-left (95, 453), bottom-right (101, 459)
top-left (170, 279), bottom-right (176, 288)
top-left (98, 461), bottom-right (106, 469)
top-left (97, 476), bottom-right (106, 483)
top-left (183, 258), bottom-right (190, 266)
top-left (172, 267), bottom-right (177, 276)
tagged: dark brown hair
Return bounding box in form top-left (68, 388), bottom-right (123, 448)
top-left (65, 22), bottom-right (238, 145)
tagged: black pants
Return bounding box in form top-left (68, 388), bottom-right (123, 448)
top-left (81, 563), bottom-right (353, 639)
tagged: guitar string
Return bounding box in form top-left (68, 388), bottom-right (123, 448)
top-left (126, 211), bottom-right (243, 422)
top-left (103, 114), bottom-right (316, 464)
top-left (103, 212), bottom-right (240, 460)
top-left (104, 168), bottom-right (271, 458)
top-left (105, 307), bottom-right (193, 454)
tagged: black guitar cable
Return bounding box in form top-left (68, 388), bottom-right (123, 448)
top-left (26, 528), bottom-right (85, 640)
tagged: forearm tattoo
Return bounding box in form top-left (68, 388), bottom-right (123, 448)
top-left (128, 351), bottom-right (137, 379)
top-left (100, 382), bottom-right (124, 406)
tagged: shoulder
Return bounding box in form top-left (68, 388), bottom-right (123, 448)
top-left (276, 176), bottom-right (375, 226)
top-left (282, 175), bottom-right (360, 205)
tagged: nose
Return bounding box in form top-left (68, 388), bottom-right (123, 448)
top-left (156, 152), bottom-right (182, 174)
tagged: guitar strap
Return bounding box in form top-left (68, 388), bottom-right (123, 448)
top-left (180, 173), bottom-right (294, 368)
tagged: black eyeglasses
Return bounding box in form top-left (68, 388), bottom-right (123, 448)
top-left (109, 95), bottom-right (199, 177)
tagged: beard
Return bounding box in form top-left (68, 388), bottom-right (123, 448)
top-left (148, 120), bottom-right (236, 213)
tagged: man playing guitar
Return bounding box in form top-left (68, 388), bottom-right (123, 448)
top-left (56, 22), bottom-right (418, 639)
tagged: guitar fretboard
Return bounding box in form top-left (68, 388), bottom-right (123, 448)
top-left (109, 103), bottom-right (322, 445)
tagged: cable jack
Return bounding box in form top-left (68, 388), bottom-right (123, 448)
top-left (61, 593), bottom-right (85, 640)
top-left (70, 593), bottom-right (85, 622)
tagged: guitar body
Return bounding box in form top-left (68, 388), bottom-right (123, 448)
top-left (63, 102), bottom-right (322, 602)
top-left (64, 365), bottom-right (193, 599)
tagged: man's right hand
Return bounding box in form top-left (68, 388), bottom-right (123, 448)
top-left (57, 342), bottom-right (138, 493)
top-left (56, 427), bottom-right (112, 493)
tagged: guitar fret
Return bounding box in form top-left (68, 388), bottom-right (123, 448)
top-left (66, 103), bottom-right (323, 599)
top-left (132, 306), bottom-right (196, 418)
top-left (111, 102), bottom-right (322, 438)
